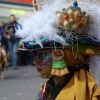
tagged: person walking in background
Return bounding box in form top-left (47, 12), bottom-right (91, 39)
top-left (6, 15), bottom-right (19, 69)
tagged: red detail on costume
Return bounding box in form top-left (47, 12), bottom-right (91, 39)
top-left (63, 14), bottom-right (69, 20)
top-left (96, 46), bottom-right (100, 51)
top-left (41, 82), bottom-right (53, 100)
top-left (37, 68), bottom-right (42, 72)
top-left (78, 23), bottom-right (83, 29)
top-left (58, 20), bottom-right (63, 26)
top-left (54, 70), bottom-right (56, 75)
top-left (54, 51), bottom-right (62, 57)
top-left (59, 69), bottom-right (61, 76)
top-left (76, 16), bottom-right (82, 22)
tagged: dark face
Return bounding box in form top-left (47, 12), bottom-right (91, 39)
top-left (33, 49), bottom-right (53, 78)
top-left (10, 16), bottom-right (16, 23)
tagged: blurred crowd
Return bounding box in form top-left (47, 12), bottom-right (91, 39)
top-left (0, 15), bottom-right (33, 72)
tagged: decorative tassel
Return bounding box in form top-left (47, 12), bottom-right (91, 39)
top-left (51, 67), bottom-right (69, 76)
top-left (51, 50), bottom-right (69, 76)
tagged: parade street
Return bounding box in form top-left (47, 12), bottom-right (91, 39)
top-left (0, 66), bottom-right (46, 100)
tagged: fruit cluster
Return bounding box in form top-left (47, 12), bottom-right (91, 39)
top-left (56, 6), bottom-right (87, 30)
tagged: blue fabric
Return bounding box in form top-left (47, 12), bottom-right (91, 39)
top-left (8, 41), bottom-right (19, 68)
top-left (0, 27), bottom-right (4, 41)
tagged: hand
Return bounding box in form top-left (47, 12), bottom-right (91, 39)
top-left (7, 35), bottom-right (10, 39)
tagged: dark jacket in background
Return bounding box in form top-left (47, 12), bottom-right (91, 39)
top-left (7, 21), bottom-right (19, 42)
top-left (0, 26), bottom-right (7, 47)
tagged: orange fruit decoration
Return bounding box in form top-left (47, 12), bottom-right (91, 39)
top-left (76, 16), bottom-right (82, 22)
top-left (58, 20), bottom-right (63, 26)
top-left (63, 14), bottom-right (69, 20)
top-left (78, 23), bottom-right (84, 29)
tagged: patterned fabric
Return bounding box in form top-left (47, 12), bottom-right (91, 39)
top-left (51, 67), bottom-right (69, 76)
top-left (67, 35), bottom-right (100, 46)
top-left (68, 43), bottom-right (100, 55)
top-left (34, 79), bottom-right (69, 100)
top-left (19, 35), bottom-right (100, 55)
top-left (21, 35), bottom-right (100, 48)
top-left (52, 59), bottom-right (66, 69)
top-left (34, 91), bottom-right (42, 100)
top-left (34, 82), bottom-right (53, 100)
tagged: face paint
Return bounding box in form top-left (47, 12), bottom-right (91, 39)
top-left (34, 49), bottom-right (53, 78)
top-left (39, 53), bottom-right (52, 65)
top-left (37, 49), bottom-right (52, 68)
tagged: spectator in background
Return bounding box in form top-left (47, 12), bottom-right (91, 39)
top-left (0, 22), bottom-right (6, 47)
top-left (6, 15), bottom-right (19, 69)
top-left (0, 22), bottom-right (8, 52)
top-left (0, 22), bottom-right (9, 68)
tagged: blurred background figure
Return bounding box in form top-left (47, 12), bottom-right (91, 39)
top-left (0, 22), bottom-right (5, 48)
top-left (0, 22), bottom-right (8, 79)
top-left (0, 22), bottom-right (9, 68)
top-left (0, 47), bottom-right (7, 80)
top-left (0, 22), bottom-right (7, 49)
top-left (6, 15), bottom-right (19, 69)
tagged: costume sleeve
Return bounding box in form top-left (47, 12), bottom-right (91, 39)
top-left (34, 82), bottom-right (47, 100)
top-left (34, 90), bottom-right (43, 100)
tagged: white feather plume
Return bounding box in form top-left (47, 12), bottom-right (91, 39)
top-left (90, 56), bottom-right (100, 87)
top-left (16, 0), bottom-right (100, 43)
top-left (16, 0), bottom-right (67, 47)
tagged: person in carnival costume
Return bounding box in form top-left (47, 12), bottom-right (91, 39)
top-left (14, 0), bottom-right (100, 99)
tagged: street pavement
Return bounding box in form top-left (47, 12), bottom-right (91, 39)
top-left (0, 66), bottom-right (47, 100)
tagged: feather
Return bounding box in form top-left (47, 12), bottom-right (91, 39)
top-left (16, 0), bottom-right (67, 46)
top-left (17, 0), bottom-right (100, 42)
top-left (90, 56), bottom-right (100, 87)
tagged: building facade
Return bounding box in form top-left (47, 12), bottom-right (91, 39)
top-left (0, 1), bottom-right (34, 23)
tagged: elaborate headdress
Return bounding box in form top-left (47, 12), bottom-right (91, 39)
top-left (15, 0), bottom-right (100, 86)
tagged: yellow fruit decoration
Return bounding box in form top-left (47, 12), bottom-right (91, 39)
top-left (68, 8), bottom-right (73, 16)
top-left (74, 10), bottom-right (81, 17)
top-left (64, 21), bottom-right (70, 28)
top-left (56, 11), bottom-right (62, 18)
top-left (69, 18), bottom-right (75, 24)
top-left (72, 23), bottom-right (79, 30)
